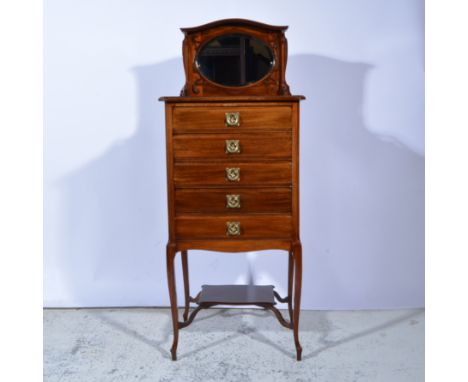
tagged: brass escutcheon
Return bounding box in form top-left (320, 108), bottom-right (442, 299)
top-left (225, 167), bottom-right (240, 182)
top-left (226, 194), bottom-right (241, 209)
top-left (225, 139), bottom-right (240, 154)
top-left (225, 112), bottom-right (240, 127)
top-left (226, 221), bottom-right (241, 236)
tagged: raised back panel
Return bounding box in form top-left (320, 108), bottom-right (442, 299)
top-left (180, 19), bottom-right (291, 96)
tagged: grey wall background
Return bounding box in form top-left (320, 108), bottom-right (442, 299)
top-left (44, 0), bottom-right (424, 309)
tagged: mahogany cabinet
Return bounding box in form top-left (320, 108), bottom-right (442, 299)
top-left (159, 19), bottom-right (305, 361)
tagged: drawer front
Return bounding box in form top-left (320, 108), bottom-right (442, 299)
top-left (175, 188), bottom-right (292, 214)
top-left (173, 162), bottom-right (292, 187)
top-left (175, 215), bottom-right (292, 239)
top-left (172, 106), bottom-right (292, 133)
top-left (173, 133), bottom-right (292, 160)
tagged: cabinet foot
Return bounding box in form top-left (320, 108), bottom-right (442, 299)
top-left (170, 346), bottom-right (177, 361)
top-left (296, 346), bottom-right (302, 361)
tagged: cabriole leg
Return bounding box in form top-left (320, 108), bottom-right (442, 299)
top-left (166, 244), bottom-right (179, 361)
top-left (181, 250), bottom-right (190, 321)
top-left (287, 250), bottom-right (294, 323)
top-left (292, 243), bottom-right (303, 361)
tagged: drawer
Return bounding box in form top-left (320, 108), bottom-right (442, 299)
top-left (173, 162), bottom-right (292, 187)
top-left (172, 106), bottom-right (292, 133)
top-left (175, 188), bottom-right (292, 214)
top-left (173, 132), bottom-right (292, 160)
top-left (175, 215), bottom-right (292, 239)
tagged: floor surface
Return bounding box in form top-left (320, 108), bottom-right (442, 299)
top-left (44, 308), bottom-right (424, 382)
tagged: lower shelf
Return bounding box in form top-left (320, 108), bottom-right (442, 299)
top-left (198, 284), bottom-right (275, 305)
top-left (179, 284), bottom-right (292, 338)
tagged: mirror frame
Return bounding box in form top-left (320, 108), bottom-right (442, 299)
top-left (180, 19), bottom-right (291, 96)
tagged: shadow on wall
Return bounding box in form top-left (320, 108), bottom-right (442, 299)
top-left (57, 54), bottom-right (424, 308)
top-left (286, 55), bottom-right (424, 308)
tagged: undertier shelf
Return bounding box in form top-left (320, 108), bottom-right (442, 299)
top-left (198, 284), bottom-right (275, 305)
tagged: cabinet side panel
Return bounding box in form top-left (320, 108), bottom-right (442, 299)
top-left (165, 103), bottom-right (176, 242)
top-left (292, 101), bottom-right (300, 241)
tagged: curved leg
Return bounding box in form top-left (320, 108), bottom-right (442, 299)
top-left (179, 303), bottom-right (215, 329)
top-left (256, 304), bottom-right (292, 329)
top-left (181, 250), bottom-right (190, 322)
top-left (292, 243), bottom-right (303, 361)
top-left (273, 291), bottom-right (288, 303)
top-left (166, 244), bottom-right (179, 361)
top-left (287, 251), bottom-right (294, 324)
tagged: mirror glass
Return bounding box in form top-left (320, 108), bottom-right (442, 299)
top-left (196, 34), bottom-right (274, 87)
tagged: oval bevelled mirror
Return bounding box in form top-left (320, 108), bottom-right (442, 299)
top-left (195, 34), bottom-right (274, 87)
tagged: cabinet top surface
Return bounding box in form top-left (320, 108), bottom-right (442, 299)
top-left (159, 95), bottom-right (305, 103)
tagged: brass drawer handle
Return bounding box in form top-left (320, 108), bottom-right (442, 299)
top-left (225, 139), bottom-right (240, 154)
top-left (225, 112), bottom-right (240, 127)
top-left (225, 167), bottom-right (240, 182)
top-left (226, 194), bottom-right (241, 209)
top-left (226, 221), bottom-right (241, 236)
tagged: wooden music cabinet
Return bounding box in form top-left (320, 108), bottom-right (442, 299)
top-left (159, 19), bottom-right (305, 361)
